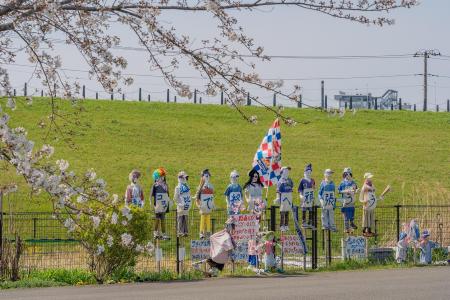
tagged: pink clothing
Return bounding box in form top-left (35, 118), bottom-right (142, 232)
top-left (210, 229), bottom-right (234, 264)
top-left (248, 240), bottom-right (257, 256)
top-left (264, 241), bottom-right (275, 255)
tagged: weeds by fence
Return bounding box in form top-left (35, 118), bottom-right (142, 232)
top-left (0, 205), bottom-right (449, 276)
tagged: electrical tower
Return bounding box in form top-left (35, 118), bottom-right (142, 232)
top-left (414, 50), bottom-right (441, 111)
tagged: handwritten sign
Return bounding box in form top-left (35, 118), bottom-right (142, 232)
top-left (230, 214), bottom-right (259, 261)
top-left (190, 240), bottom-right (211, 261)
top-left (342, 236), bottom-right (366, 260)
top-left (282, 235), bottom-right (304, 255)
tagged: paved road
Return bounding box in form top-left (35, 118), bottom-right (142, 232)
top-left (1, 267), bottom-right (449, 300)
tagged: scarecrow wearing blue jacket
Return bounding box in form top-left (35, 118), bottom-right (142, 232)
top-left (338, 167), bottom-right (358, 233)
top-left (224, 170), bottom-right (245, 216)
top-left (298, 163), bottom-right (316, 230)
top-left (419, 230), bottom-right (438, 265)
top-left (276, 166), bottom-right (294, 232)
top-left (318, 169), bottom-right (337, 232)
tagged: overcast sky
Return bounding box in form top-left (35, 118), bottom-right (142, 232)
top-left (5, 0), bottom-right (450, 110)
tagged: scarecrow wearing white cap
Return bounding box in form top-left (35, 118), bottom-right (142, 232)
top-left (125, 169), bottom-right (145, 208)
top-left (395, 232), bottom-right (409, 263)
top-left (359, 172), bottom-right (384, 237)
top-left (419, 230), bottom-right (438, 264)
top-left (195, 169), bottom-right (215, 239)
top-left (173, 171), bottom-right (191, 237)
top-left (276, 166), bottom-right (294, 232)
top-left (297, 163), bottom-right (316, 229)
top-left (318, 169), bottom-right (337, 232)
top-left (224, 170), bottom-right (245, 216)
top-left (338, 167), bottom-right (358, 233)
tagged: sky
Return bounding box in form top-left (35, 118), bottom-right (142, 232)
top-left (4, 0), bottom-right (450, 110)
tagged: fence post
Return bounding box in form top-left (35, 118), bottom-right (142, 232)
top-left (327, 230), bottom-right (332, 266)
top-left (399, 98), bottom-right (402, 110)
top-left (139, 88), bottom-right (142, 101)
top-left (122, 93), bottom-right (125, 101)
top-left (447, 99), bottom-right (449, 112)
top-left (194, 89), bottom-right (197, 104)
top-left (199, 97), bottom-right (202, 104)
top-left (298, 94), bottom-right (302, 108)
top-left (349, 97), bottom-right (353, 109)
top-left (175, 210), bottom-right (180, 275)
top-left (436, 105), bottom-right (439, 112)
top-left (82, 85), bottom-right (86, 99)
top-left (166, 89), bottom-right (170, 103)
top-left (368, 100), bottom-right (371, 109)
top-left (41, 90), bottom-right (43, 97)
top-left (395, 205), bottom-right (401, 242)
top-left (273, 93), bottom-right (276, 107)
top-left (13, 89), bottom-right (16, 96)
top-left (345, 102), bottom-right (348, 110)
top-left (325, 95), bottom-right (328, 109)
top-left (270, 206), bottom-right (276, 232)
top-left (33, 218), bottom-right (37, 239)
top-left (247, 92), bottom-right (251, 106)
top-left (375, 98), bottom-right (378, 110)
top-left (24, 82), bottom-right (27, 96)
top-left (414, 104), bottom-right (416, 111)
top-left (111, 91), bottom-right (114, 101)
top-left (312, 206), bottom-right (318, 269)
top-left (95, 92), bottom-right (98, 100)
top-left (174, 95), bottom-right (177, 103)
top-left (391, 103), bottom-right (393, 111)
top-left (220, 91), bottom-right (224, 105)
top-left (0, 191), bottom-right (3, 262)
top-left (321, 80), bottom-right (324, 108)
top-left (148, 94), bottom-right (151, 102)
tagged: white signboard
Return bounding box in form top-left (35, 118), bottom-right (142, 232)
top-left (282, 235), bottom-right (305, 255)
top-left (230, 214), bottom-right (259, 261)
top-left (342, 236), bottom-right (366, 260)
top-left (190, 240), bottom-right (211, 261)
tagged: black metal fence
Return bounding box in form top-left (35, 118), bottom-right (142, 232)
top-left (0, 205), bottom-right (449, 274)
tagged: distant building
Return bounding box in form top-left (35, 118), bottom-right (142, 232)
top-left (334, 90), bottom-right (411, 110)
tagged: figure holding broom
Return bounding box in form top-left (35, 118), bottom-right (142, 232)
top-left (359, 172), bottom-right (390, 237)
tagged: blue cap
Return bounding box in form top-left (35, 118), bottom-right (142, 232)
top-left (399, 232), bottom-right (407, 240)
top-left (304, 163), bottom-right (312, 172)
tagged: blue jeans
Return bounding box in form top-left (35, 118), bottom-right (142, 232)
top-left (341, 206), bottom-right (355, 229)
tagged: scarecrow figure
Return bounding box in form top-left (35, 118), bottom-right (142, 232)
top-left (276, 166), bottom-right (294, 232)
top-left (338, 167), bottom-right (358, 233)
top-left (174, 171), bottom-right (191, 237)
top-left (298, 163), bottom-right (316, 229)
top-left (150, 167), bottom-right (171, 240)
top-left (125, 169), bottom-right (145, 208)
top-left (359, 173), bottom-right (388, 237)
top-left (257, 231), bottom-right (280, 272)
top-left (244, 169), bottom-right (266, 218)
top-left (419, 230), bottom-right (438, 265)
top-left (395, 232), bottom-right (409, 263)
top-left (195, 169), bottom-right (215, 239)
top-left (224, 170), bottom-right (245, 216)
top-left (319, 169), bottom-right (337, 232)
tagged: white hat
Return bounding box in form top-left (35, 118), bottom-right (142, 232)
top-left (343, 167), bottom-right (352, 174)
top-left (281, 166), bottom-right (292, 173)
top-left (364, 172), bottom-right (374, 179)
top-left (177, 171), bottom-right (189, 179)
top-left (324, 169), bottom-right (334, 175)
top-left (230, 170), bottom-right (239, 178)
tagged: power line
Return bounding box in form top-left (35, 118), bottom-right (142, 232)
top-left (1, 62), bottom-right (425, 81)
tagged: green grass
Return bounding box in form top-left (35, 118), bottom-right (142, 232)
top-left (1, 97), bottom-right (449, 212)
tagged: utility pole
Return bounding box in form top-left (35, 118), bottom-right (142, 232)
top-left (414, 50), bottom-right (441, 111)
